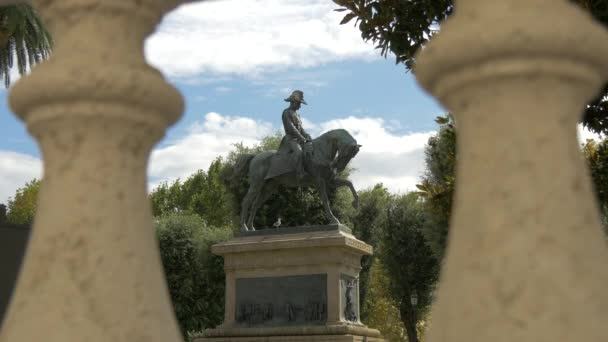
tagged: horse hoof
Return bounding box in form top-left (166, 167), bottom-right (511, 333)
top-left (240, 225), bottom-right (249, 232)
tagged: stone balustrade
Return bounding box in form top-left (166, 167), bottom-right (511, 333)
top-left (415, 0), bottom-right (608, 341)
top-left (0, 0), bottom-right (186, 341)
top-left (0, 0), bottom-right (607, 341)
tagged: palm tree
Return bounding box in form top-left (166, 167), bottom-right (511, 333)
top-left (0, 4), bottom-right (52, 88)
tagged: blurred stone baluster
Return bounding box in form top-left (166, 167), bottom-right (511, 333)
top-left (0, 1), bottom-right (187, 341)
top-left (415, 0), bottom-right (608, 341)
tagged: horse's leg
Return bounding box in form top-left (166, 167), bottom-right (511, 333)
top-left (246, 186), bottom-right (263, 231)
top-left (314, 176), bottom-right (340, 224)
top-left (247, 181), bottom-right (277, 229)
top-left (239, 185), bottom-right (257, 232)
top-left (333, 178), bottom-right (359, 209)
top-left (240, 152), bottom-right (275, 231)
top-left (242, 180), bottom-right (265, 231)
top-left (240, 165), bottom-right (263, 232)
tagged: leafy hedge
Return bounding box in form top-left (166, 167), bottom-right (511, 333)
top-left (155, 213), bottom-right (232, 338)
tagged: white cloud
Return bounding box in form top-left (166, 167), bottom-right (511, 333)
top-left (578, 123), bottom-right (602, 143)
top-left (148, 112), bottom-right (432, 194)
top-left (0, 151), bottom-right (42, 203)
top-left (313, 116), bottom-right (434, 193)
top-left (3, 119), bottom-right (597, 204)
top-left (145, 0), bottom-right (375, 78)
top-left (149, 112), bottom-right (273, 189)
top-left (0, 64), bottom-right (26, 92)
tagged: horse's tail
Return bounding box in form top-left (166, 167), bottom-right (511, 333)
top-left (231, 153), bottom-right (255, 183)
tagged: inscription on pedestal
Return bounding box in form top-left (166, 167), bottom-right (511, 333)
top-left (235, 274), bottom-right (327, 327)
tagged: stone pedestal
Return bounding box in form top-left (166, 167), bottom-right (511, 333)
top-left (195, 225), bottom-right (384, 342)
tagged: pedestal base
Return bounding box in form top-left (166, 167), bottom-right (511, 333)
top-left (202, 225), bottom-right (384, 342)
top-left (194, 325), bottom-right (384, 341)
top-left (195, 334), bottom-right (385, 341)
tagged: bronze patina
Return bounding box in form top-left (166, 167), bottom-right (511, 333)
top-left (232, 90), bottom-right (361, 232)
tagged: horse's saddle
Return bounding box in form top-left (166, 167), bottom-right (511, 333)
top-left (265, 136), bottom-right (310, 180)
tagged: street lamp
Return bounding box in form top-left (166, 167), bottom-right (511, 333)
top-left (411, 291), bottom-right (419, 338)
top-left (410, 292), bottom-right (418, 307)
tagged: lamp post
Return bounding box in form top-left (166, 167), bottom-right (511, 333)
top-left (411, 291), bottom-right (418, 306)
top-left (411, 291), bottom-right (419, 339)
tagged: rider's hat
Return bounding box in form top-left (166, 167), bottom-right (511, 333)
top-left (284, 90), bottom-right (307, 105)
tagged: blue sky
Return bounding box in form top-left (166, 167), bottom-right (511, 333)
top-left (0, 0), bottom-right (597, 203)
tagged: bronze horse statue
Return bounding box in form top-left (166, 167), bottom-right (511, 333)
top-left (232, 129), bottom-right (361, 232)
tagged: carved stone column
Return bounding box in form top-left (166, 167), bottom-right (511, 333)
top-left (0, 1), bottom-right (185, 341)
top-left (415, 1), bottom-right (608, 341)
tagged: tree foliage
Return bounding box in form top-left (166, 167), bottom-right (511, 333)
top-left (0, 203), bottom-right (7, 224)
top-left (0, 4), bottom-right (52, 87)
top-left (155, 213), bottom-right (232, 338)
top-left (381, 192), bottom-right (440, 342)
top-left (333, 0), bottom-right (452, 70)
top-left (150, 158), bottom-right (235, 228)
top-left (363, 259), bottom-right (407, 341)
top-left (350, 184), bottom-right (390, 321)
top-left (416, 114), bottom-right (456, 260)
top-left (333, 0), bottom-right (608, 134)
top-left (6, 178), bottom-right (40, 225)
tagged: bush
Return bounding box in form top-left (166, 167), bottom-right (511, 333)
top-left (156, 213), bottom-right (232, 338)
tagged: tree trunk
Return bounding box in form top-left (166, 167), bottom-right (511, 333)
top-left (399, 300), bottom-right (418, 342)
top-left (0, 30), bottom-right (10, 49)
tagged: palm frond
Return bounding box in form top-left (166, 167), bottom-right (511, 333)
top-left (0, 4), bottom-right (52, 87)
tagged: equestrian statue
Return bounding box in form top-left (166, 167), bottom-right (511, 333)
top-left (232, 90), bottom-right (361, 232)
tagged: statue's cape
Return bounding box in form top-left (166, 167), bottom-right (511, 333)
top-left (265, 136), bottom-right (301, 179)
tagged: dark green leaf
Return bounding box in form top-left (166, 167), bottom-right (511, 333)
top-left (340, 12), bottom-right (357, 25)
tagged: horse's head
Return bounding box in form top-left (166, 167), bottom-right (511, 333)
top-left (334, 142), bottom-right (361, 173)
top-left (312, 129), bottom-right (360, 172)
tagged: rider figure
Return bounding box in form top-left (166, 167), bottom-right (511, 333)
top-left (282, 90), bottom-right (312, 180)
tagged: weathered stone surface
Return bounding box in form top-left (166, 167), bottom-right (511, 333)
top-left (0, 1), bottom-right (185, 342)
top-left (195, 336), bottom-right (384, 342)
top-left (236, 224), bottom-right (352, 237)
top-left (202, 226), bottom-right (383, 341)
top-left (415, 1), bottom-right (608, 342)
top-left (197, 333), bottom-right (384, 342)
top-left (198, 324), bottom-right (383, 341)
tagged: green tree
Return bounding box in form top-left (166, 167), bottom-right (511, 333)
top-left (156, 213), bottom-right (232, 338)
top-left (333, 0), bottom-right (452, 70)
top-left (150, 158), bottom-right (235, 228)
top-left (416, 114), bottom-right (456, 260)
top-left (381, 193), bottom-right (440, 342)
top-left (0, 203), bottom-right (7, 224)
top-left (6, 178), bottom-right (40, 225)
top-left (333, 0), bottom-right (608, 135)
top-left (363, 259), bottom-right (407, 341)
top-left (191, 158), bottom-right (234, 227)
top-left (350, 184), bottom-right (390, 321)
top-left (0, 4), bottom-right (52, 87)
top-left (150, 178), bottom-right (183, 216)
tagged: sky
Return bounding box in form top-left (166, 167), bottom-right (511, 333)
top-left (0, 0), bottom-right (600, 204)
